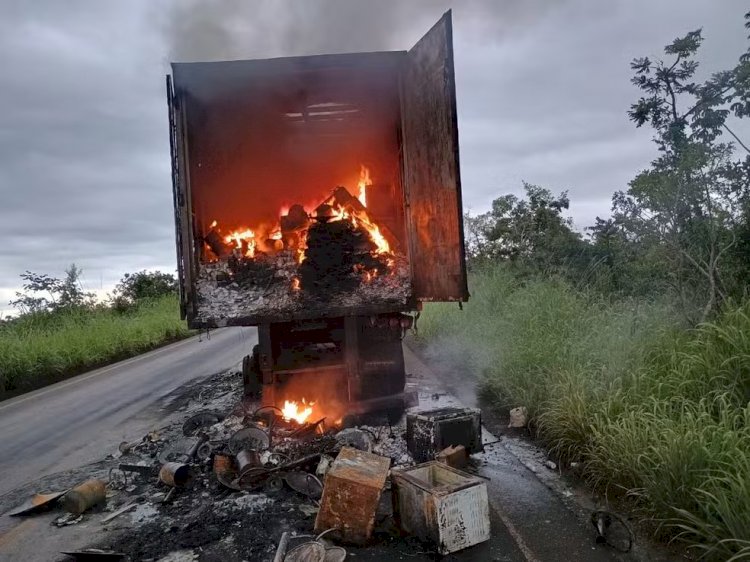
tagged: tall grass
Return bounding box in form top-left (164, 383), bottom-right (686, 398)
top-left (416, 264), bottom-right (750, 560)
top-left (0, 295), bottom-right (191, 396)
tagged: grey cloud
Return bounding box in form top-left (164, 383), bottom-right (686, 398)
top-left (1, 0), bottom-right (748, 312)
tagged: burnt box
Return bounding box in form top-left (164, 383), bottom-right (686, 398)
top-left (314, 446), bottom-right (391, 544)
top-left (392, 461), bottom-right (490, 554)
top-left (406, 407), bottom-right (483, 463)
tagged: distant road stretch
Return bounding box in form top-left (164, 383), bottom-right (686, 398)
top-left (0, 327), bottom-right (255, 497)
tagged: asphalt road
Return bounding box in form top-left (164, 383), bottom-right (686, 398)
top-left (0, 328), bottom-right (255, 497)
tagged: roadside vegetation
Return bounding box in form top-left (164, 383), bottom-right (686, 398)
top-left (0, 268), bottom-right (189, 397)
top-left (419, 15), bottom-right (750, 561)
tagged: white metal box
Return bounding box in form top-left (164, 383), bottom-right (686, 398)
top-left (391, 461), bottom-right (490, 554)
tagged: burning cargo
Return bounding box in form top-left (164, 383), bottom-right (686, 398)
top-left (167, 11), bottom-right (467, 419)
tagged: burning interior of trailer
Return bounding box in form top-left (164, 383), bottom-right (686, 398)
top-left (175, 56), bottom-right (413, 324)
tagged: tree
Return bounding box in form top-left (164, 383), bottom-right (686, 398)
top-left (10, 264), bottom-right (95, 315)
top-left (614, 17), bottom-right (750, 321)
top-left (465, 183), bottom-right (586, 274)
top-left (114, 270), bottom-right (177, 303)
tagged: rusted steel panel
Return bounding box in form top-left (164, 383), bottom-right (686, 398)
top-left (166, 77), bottom-right (197, 322)
top-left (401, 10), bottom-right (468, 302)
top-left (392, 462), bottom-right (489, 554)
top-left (166, 76), bottom-right (188, 319)
top-left (314, 446), bottom-right (391, 544)
top-left (172, 52), bottom-right (405, 100)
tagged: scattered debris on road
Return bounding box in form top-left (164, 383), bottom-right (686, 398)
top-left (6, 370), bottom-right (496, 560)
top-left (8, 490), bottom-right (67, 516)
top-left (436, 444), bottom-right (468, 469)
top-left (508, 406), bottom-right (529, 428)
top-left (60, 548), bottom-right (125, 561)
top-left (591, 510), bottom-right (634, 553)
top-left (61, 479), bottom-right (107, 515)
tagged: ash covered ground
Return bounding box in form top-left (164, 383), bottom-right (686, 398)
top-left (0, 364), bottom-right (495, 561)
top-left (65, 368), bottom-right (452, 561)
top-left (195, 252), bottom-right (412, 325)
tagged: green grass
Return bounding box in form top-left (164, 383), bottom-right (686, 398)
top-left (416, 264), bottom-right (750, 560)
top-left (0, 295), bottom-right (191, 396)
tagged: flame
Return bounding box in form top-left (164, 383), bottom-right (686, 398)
top-left (224, 228), bottom-right (254, 246)
top-left (357, 165), bottom-right (371, 207)
top-left (291, 277), bottom-right (300, 291)
top-left (208, 165), bottom-right (391, 271)
top-left (282, 399), bottom-right (313, 424)
top-left (357, 214), bottom-right (389, 254)
top-left (221, 228), bottom-right (256, 258)
top-left (328, 205), bottom-right (389, 254)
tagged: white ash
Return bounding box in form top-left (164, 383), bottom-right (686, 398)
top-left (157, 551), bottom-right (199, 562)
top-left (130, 503), bottom-right (159, 525)
top-left (195, 254), bottom-right (412, 324)
top-left (214, 493), bottom-right (273, 514)
top-left (358, 423), bottom-right (412, 466)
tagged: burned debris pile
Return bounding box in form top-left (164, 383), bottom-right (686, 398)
top-left (9, 371), bottom-right (491, 560)
top-left (196, 182), bottom-right (412, 324)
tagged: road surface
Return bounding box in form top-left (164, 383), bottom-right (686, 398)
top-left (0, 328), bottom-right (255, 497)
top-left (0, 329), bottom-right (669, 561)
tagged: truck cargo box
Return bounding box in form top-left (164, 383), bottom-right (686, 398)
top-left (167, 11), bottom-right (467, 328)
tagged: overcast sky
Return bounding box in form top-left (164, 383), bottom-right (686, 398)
top-left (1, 0), bottom-right (747, 313)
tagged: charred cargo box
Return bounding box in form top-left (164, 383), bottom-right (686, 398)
top-left (166, 11), bottom-right (467, 328)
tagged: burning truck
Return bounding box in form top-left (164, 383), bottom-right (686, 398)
top-left (166, 11), bottom-right (467, 426)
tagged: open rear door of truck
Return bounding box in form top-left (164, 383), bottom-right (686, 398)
top-left (401, 10), bottom-right (469, 302)
top-left (166, 75), bottom-right (193, 319)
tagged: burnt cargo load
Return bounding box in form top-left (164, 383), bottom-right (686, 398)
top-left (166, 11), bottom-right (467, 328)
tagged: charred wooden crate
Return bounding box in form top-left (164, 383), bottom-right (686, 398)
top-left (166, 11), bottom-right (467, 328)
top-left (392, 461), bottom-right (490, 554)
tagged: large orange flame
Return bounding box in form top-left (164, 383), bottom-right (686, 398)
top-left (282, 399), bottom-right (313, 424)
top-left (206, 165), bottom-right (394, 285)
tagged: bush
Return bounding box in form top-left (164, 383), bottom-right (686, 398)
top-left (0, 294), bottom-right (190, 396)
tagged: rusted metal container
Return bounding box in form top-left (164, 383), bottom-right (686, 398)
top-left (406, 407), bottom-right (483, 463)
top-left (61, 479), bottom-right (107, 515)
top-left (314, 446), bottom-right (391, 544)
top-left (159, 462), bottom-right (192, 487)
top-left (392, 461), bottom-right (490, 554)
top-left (236, 449), bottom-right (261, 474)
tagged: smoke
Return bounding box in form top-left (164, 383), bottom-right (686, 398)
top-left (160, 0), bottom-right (562, 62)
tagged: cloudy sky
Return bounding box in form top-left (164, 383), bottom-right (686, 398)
top-left (1, 0), bottom-right (747, 313)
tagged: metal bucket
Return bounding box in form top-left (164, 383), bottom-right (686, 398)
top-left (159, 462), bottom-right (192, 487)
top-left (61, 479), bottom-right (107, 515)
